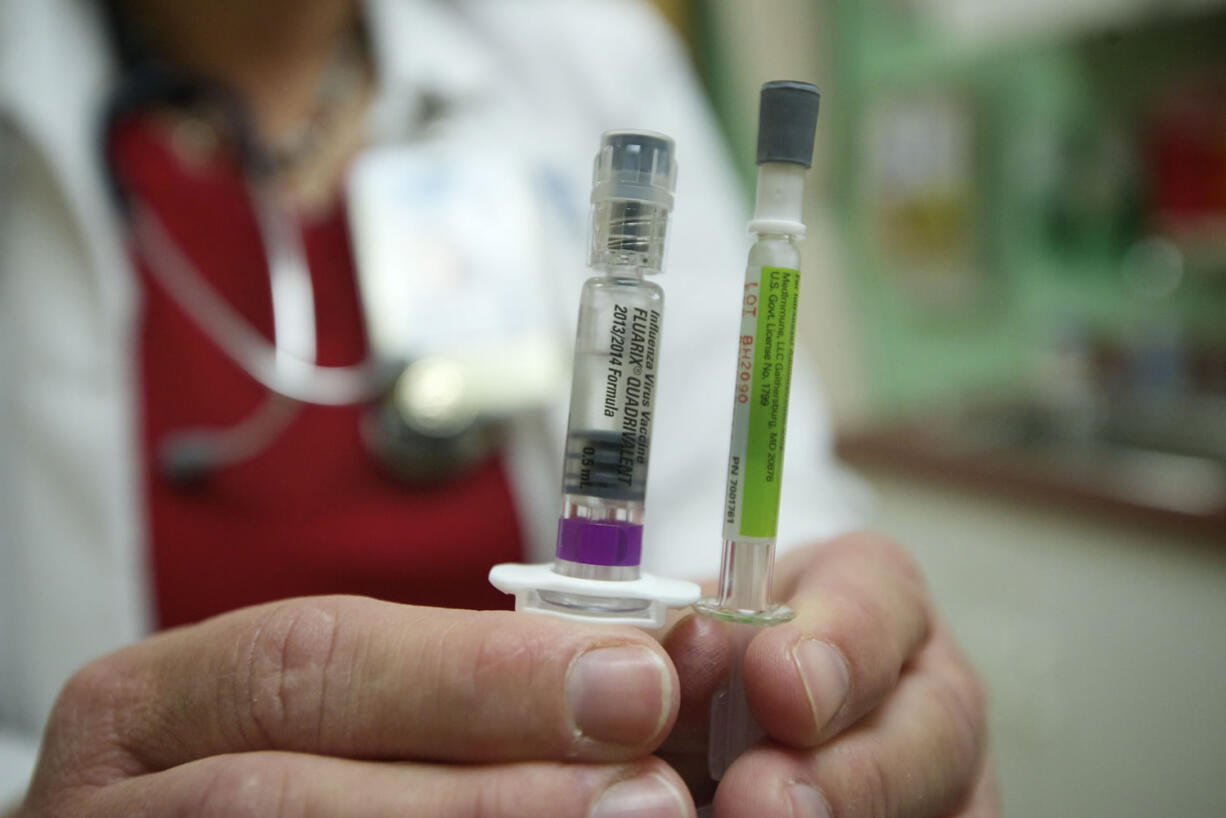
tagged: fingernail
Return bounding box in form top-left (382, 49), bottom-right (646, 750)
top-left (591, 774), bottom-right (688, 818)
top-left (788, 783), bottom-right (832, 818)
top-left (791, 639), bottom-right (849, 738)
top-left (568, 646), bottom-right (671, 746)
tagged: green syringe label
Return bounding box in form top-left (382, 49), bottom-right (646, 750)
top-left (724, 265), bottom-right (800, 540)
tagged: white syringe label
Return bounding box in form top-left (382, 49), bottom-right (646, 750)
top-left (722, 265), bottom-right (800, 540)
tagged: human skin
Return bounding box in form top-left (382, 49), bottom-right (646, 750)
top-left (114, 0), bottom-right (364, 147)
top-left (6, 4), bottom-right (995, 814)
top-left (8, 534), bottom-right (994, 817)
top-left (661, 535), bottom-right (997, 816)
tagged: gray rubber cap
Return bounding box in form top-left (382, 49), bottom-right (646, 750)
top-left (756, 80), bottom-right (821, 167)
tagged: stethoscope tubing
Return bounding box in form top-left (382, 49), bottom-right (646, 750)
top-left (131, 192), bottom-right (379, 406)
top-left (105, 55), bottom-right (380, 408)
top-left (103, 56), bottom-right (496, 483)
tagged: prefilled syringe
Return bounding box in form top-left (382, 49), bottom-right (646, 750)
top-left (490, 131), bottom-right (700, 628)
top-left (695, 81), bottom-right (821, 780)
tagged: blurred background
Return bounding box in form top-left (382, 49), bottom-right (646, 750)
top-left (649, 0), bottom-right (1226, 815)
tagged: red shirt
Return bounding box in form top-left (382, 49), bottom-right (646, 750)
top-left (111, 115), bottom-right (522, 628)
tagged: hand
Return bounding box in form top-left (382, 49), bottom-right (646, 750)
top-left (15, 596), bottom-right (695, 817)
top-left (661, 533), bottom-right (996, 817)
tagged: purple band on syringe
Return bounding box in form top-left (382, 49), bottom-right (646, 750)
top-left (555, 518), bottom-right (643, 567)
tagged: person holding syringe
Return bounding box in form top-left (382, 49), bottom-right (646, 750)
top-left (1, 1), bottom-right (993, 816)
top-left (492, 87), bottom-right (994, 814)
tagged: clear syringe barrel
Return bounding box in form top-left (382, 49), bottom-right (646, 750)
top-left (714, 229), bottom-right (802, 614)
top-left (708, 81), bottom-right (819, 618)
top-left (557, 274), bottom-right (663, 579)
top-left (555, 131), bottom-right (676, 582)
top-left (698, 80), bottom-right (819, 787)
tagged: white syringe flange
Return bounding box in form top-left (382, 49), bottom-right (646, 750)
top-left (489, 563), bottom-right (700, 629)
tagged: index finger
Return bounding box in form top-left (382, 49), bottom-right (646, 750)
top-left (43, 596), bottom-right (678, 776)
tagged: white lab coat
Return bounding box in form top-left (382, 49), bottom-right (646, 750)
top-left (0, 0), bottom-right (865, 802)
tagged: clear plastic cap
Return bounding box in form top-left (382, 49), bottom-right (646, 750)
top-left (591, 131), bottom-right (677, 207)
top-left (589, 130), bottom-right (677, 273)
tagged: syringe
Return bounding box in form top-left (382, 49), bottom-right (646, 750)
top-left (695, 81), bottom-right (821, 780)
top-left (490, 131), bottom-right (700, 629)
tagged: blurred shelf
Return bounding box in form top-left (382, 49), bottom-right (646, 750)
top-left (913, 0), bottom-right (1226, 51)
top-left (847, 0), bottom-right (1226, 87)
top-left (837, 401), bottom-right (1226, 544)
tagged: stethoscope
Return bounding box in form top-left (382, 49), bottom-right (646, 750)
top-left (103, 61), bottom-right (500, 485)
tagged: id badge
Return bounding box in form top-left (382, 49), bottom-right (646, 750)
top-left (346, 142), bottom-right (568, 418)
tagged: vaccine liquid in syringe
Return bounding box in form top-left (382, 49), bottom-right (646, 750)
top-left (562, 274), bottom-right (662, 498)
top-left (553, 132), bottom-right (675, 587)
